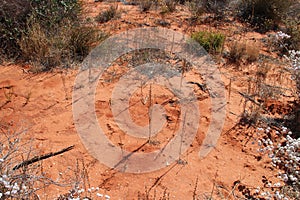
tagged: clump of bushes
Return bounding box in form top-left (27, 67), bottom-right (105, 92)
top-left (237, 0), bottom-right (293, 32)
top-left (0, 0), bottom-right (104, 71)
top-left (191, 30), bottom-right (225, 53)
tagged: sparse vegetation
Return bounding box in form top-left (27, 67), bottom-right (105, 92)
top-left (0, 127), bottom-right (111, 199)
top-left (0, 129), bottom-right (55, 199)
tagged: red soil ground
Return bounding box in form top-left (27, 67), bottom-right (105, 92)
top-left (0, 1), bottom-right (296, 199)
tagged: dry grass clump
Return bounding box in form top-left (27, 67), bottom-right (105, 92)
top-left (246, 42), bottom-right (259, 63)
top-left (228, 41), bottom-right (259, 64)
top-left (187, 0), bottom-right (205, 21)
top-left (19, 18), bottom-right (103, 72)
top-left (228, 41), bottom-right (246, 63)
top-left (95, 5), bottom-right (120, 23)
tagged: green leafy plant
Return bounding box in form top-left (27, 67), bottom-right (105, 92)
top-left (192, 30), bottom-right (225, 53)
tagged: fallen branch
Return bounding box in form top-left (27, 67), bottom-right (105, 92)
top-left (13, 145), bottom-right (75, 170)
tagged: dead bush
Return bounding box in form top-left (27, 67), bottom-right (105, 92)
top-left (246, 42), bottom-right (259, 63)
top-left (228, 41), bottom-right (246, 63)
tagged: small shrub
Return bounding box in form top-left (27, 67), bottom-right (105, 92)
top-left (267, 31), bottom-right (292, 54)
top-left (19, 22), bottom-right (58, 69)
top-left (69, 26), bottom-right (104, 61)
top-left (191, 30), bottom-right (225, 53)
top-left (95, 5), bottom-right (120, 23)
top-left (237, 0), bottom-right (293, 32)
